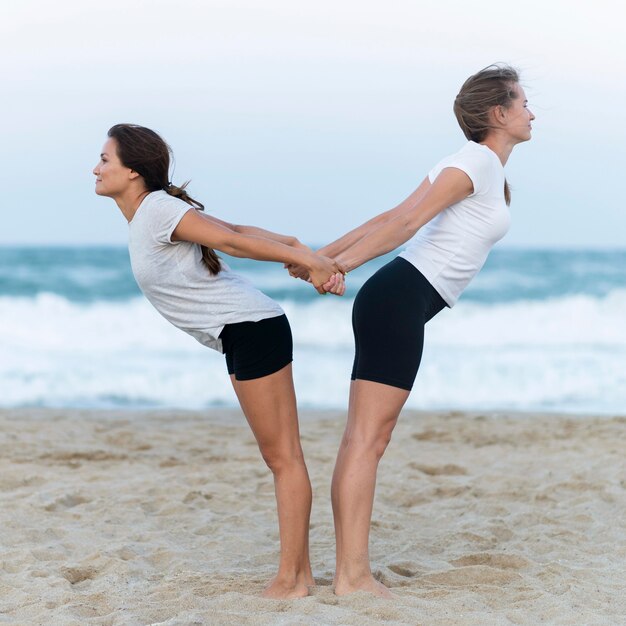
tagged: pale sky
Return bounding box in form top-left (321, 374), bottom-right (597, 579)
top-left (1, 0), bottom-right (624, 248)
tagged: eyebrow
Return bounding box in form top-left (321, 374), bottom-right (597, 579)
top-left (100, 153), bottom-right (108, 157)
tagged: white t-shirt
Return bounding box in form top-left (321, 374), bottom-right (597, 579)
top-left (128, 190), bottom-right (284, 352)
top-left (399, 141), bottom-right (510, 306)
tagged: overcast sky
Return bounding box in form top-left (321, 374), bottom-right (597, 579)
top-left (1, 0), bottom-right (624, 248)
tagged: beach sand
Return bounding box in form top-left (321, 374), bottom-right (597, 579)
top-left (1, 408), bottom-right (624, 626)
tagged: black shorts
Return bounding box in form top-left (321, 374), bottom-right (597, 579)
top-left (219, 314), bottom-right (293, 381)
top-left (351, 257), bottom-right (447, 391)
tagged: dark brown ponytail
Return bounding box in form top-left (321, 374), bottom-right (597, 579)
top-left (107, 124), bottom-right (221, 274)
top-left (164, 181), bottom-right (221, 274)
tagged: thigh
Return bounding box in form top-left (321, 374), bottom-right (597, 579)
top-left (345, 378), bottom-right (410, 444)
top-left (230, 364), bottom-right (302, 454)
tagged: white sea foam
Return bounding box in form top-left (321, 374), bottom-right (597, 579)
top-left (1, 291), bottom-right (625, 413)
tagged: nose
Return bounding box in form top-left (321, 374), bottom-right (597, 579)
top-left (529, 108), bottom-right (535, 121)
top-left (93, 164), bottom-right (99, 175)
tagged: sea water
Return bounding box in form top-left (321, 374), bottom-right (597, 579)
top-left (1, 247), bottom-right (625, 414)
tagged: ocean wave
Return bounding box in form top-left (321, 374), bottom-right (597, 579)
top-left (3, 247), bottom-right (626, 305)
top-left (1, 291), bottom-right (625, 412)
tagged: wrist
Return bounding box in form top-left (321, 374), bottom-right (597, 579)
top-left (303, 250), bottom-right (320, 271)
top-left (335, 254), bottom-right (352, 274)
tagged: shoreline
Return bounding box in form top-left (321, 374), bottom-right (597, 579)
top-left (1, 408), bottom-right (624, 625)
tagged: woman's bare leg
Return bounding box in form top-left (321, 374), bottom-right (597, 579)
top-left (231, 363), bottom-right (314, 599)
top-left (331, 379), bottom-right (410, 597)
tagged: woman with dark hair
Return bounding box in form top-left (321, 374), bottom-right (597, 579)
top-left (288, 64), bottom-right (535, 596)
top-left (93, 123), bottom-right (344, 599)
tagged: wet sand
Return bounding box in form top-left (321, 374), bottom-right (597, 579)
top-left (1, 408), bottom-right (624, 625)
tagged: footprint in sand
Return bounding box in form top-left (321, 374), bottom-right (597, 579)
top-left (412, 430), bottom-right (451, 442)
top-left (40, 450), bottom-right (128, 464)
top-left (422, 565), bottom-right (522, 587)
top-left (59, 563), bottom-right (99, 584)
top-left (409, 463), bottom-right (468, 476)
top-left (43, 492), bottom-right (90, 511)
top-left (449, 552), bottom-right (530, 570)
top-left (388, 562), bottom-right (419, 578)
top-left (115, 546), bottom-right (138, 561)
top-left (182, 490), bottom-right (214, 507)
top-left (419, 552), bottom-right (529, 588)
top-left (377, 566), bottom-right (420, 589)
top-left (159, 457), bottom-right (183, 468)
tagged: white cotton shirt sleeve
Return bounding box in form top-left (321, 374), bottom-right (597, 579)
top-left (428, 142), bottom-right (492, 196)
top-left (150, 199), bottom-right (193, 245)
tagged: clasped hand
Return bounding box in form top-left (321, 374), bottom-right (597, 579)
top-left (284, 257), bottom-right (346, 296)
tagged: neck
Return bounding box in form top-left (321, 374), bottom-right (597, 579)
top-left (480, 133), bottom-right (516, 166)
top-left (115, 187), bottom-right (150, 222)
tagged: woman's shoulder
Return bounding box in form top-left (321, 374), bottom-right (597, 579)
top-left (455, 141), bottom-right (494, 162)
top-left (449, 142), bottom-right (502, 179)
top-left (140, 190), bottom-right (193, 220)
top-left (131, 190), bottom-right (194, 242)
top-left (145, 189), bottom-right (188, 208)
top-left (431, 142), bottom-right (490, 175)
top-left (429, 142), bottom-right (501, 194)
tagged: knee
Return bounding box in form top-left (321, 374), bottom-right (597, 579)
top-left (371, 430), bottom-right (393, 460)
top-left (259, 444), bottom-right (304, 475)
top-left (343, 426), bottom-right (394, 461)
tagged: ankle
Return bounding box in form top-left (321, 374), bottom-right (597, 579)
top-left (275, 564), bottom-right (313, 585)
top-left (335, 563), bottom-right (373, 585)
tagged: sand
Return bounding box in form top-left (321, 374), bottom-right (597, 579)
top-left (0, 407), bottom-right (624, 626)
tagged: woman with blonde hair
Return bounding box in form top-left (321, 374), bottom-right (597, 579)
top-left (289, 63), bottom-right (534, 596)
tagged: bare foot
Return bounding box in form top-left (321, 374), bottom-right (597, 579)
top-left (261, 577), bottom-right (310, 599)
top-left (334, 575), bottom-right (395, 598)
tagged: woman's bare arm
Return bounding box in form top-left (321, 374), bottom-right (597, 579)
top-left (172, 210), bottom-right (341, 292)
top-left (335, 168), bottom-right (473, 272)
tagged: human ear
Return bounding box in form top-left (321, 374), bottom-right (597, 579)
top-left (490, 104), bottom-right (507, 127)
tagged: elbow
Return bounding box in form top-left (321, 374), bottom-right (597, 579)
top-left (220, 242), bottom-right (246, 258)
top-left (388, 218), bottom-right (419, 251)
top-left (212, 232), bottom-right (244, 257)
top-left (403, 216), bottom-right (421, 238)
